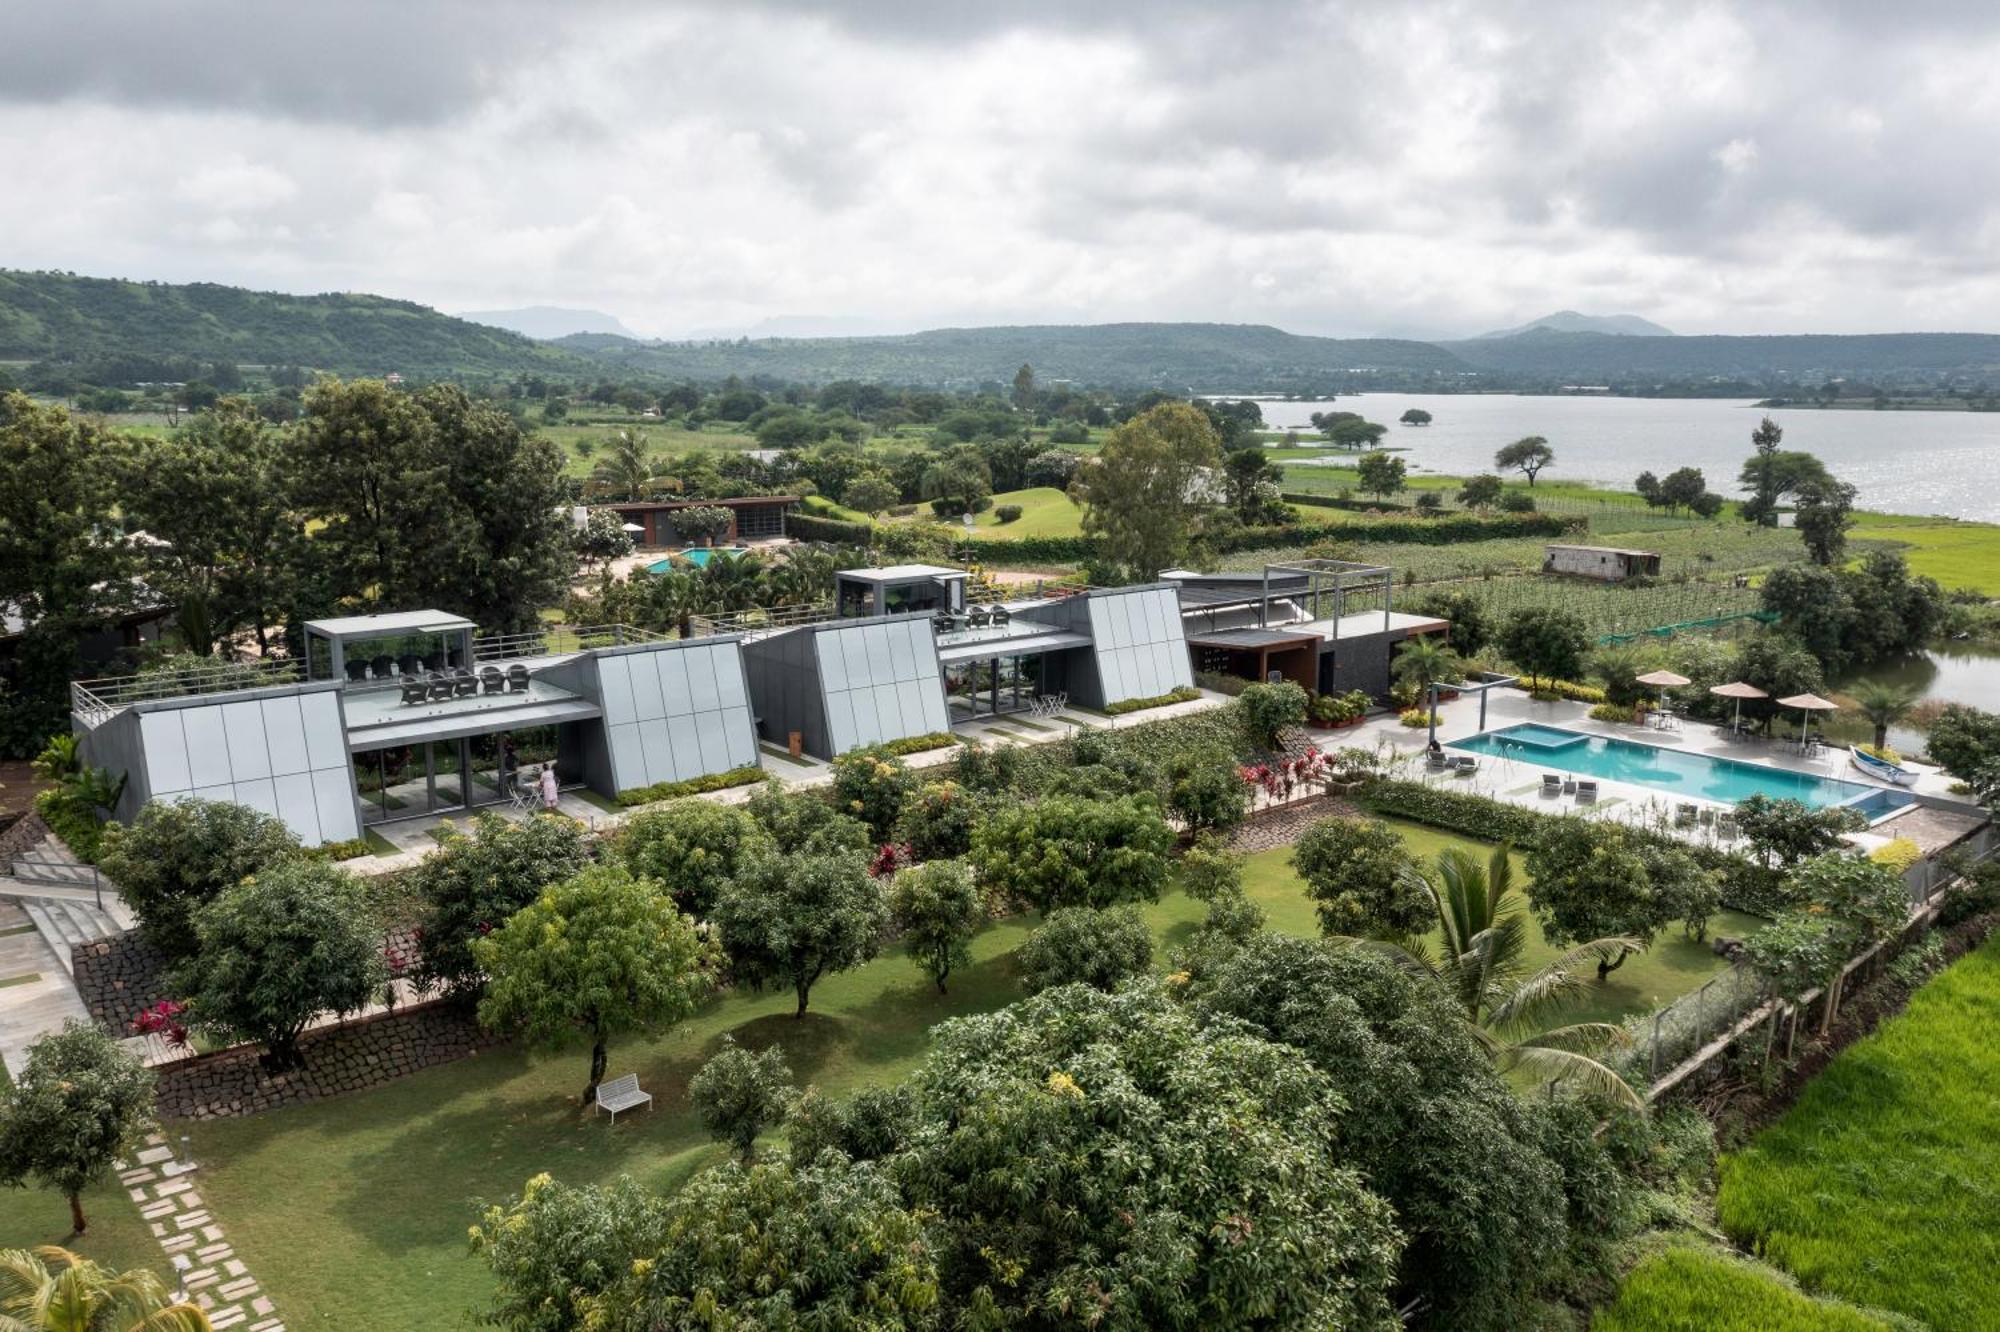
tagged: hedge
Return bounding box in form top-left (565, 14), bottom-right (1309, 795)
top-left (854, 732), bottom-right (962, 758)
top-left (787, 511), bottom-right (872, 545)
top-left (953, 510), bottom-right (1576, 565)
top-left (1103, 685), bottom-right (1202, 716)
top-left (1518, 680), bottom-right (1609, 704)
top-left (616, 765), bottom-right (767, 808)
top-left (33, 787), bottom-right (105, 863)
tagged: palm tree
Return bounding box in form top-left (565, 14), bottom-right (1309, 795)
top-left (586, 431), bottom-right (667, 502)
top-left (1389, 845), bottom-right (1645, 1112)
top-left (1848, 681), bottom-right (1918, 752)
top-left (1391, 634), bottom-right (1463, 746)
top-left (697, 551), bottom-right (766, 614)
top-left (0, 1246), bottom-right (211, 1330)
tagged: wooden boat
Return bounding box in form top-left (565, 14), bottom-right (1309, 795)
top-left (1849, 746), bottom-right (1920, 787)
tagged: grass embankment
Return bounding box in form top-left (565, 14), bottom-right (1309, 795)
top-left (1713, 935), bottom-right (2000, 1329)
top-left (964, 486), bottom-right (1084, 539)
top-left (1849, 514), bottom-right (2000, 595)
top-left (0, 816), bottom-right (1752, 1326)
top-left (1596, 1247), bottom-right (1894, 1331)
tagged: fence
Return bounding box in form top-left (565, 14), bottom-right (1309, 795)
top-left (1630, 832), bottom-right (1995, 1101)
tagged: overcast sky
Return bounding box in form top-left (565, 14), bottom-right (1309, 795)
top-left (4, 0), bottom-right (1997, 340)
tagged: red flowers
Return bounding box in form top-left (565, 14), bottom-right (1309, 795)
top-left (1239, 751), bottom-right (1330, 802)
top-left (869, 842), bottom-right (914, 878)
top-left (132, 999), bottom-right (190, 1050)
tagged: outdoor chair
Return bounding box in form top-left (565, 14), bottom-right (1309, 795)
top-left (1426, 751), bottom-right (1450, 772)
top-left (991, 606), bottom-right (1012, 626)
top-left (932, 612), bottom-right (956, 634)
top-left (507, 663), bottom-right (532, 693)
top-left (344, 659), bottom-right (372, 684)
top-left (593, 1072), bottom-right (653, 1125)
top-left (396, 654), bottom-right (421, 677)
top-left (1541, 773), bottom-right (1562, 797)
top-left (968, 607), bottom-right (992, 628)
top-left (1575, 780), bottom-right (1599, 805)
top-left (421, 651), bottom-right (444, 672)
top-left (426, 672), bottom-right (454, 702)
top-left (480, 666), bottom-right (506, 695)
top-left (374, 655), bottom-right (398, 679)
top-left (399, 676), bottom-right (429, 706)
top-left (452, 668), bottom-right (478, 698)
top-left (1454, 756), bottom-right (1478, 777)
top-left (1676, 803), bottom-right (1698, 826)
top-left (1717, 812), bottom-right (1739, 838)
top-left (1698, 807), bottom-right (1716, 826)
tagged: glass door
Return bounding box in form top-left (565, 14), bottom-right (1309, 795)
top-left (427, 740), bottom-right (466, 814)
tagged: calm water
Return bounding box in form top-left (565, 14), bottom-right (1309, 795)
top-left (1452, 723), bottom-right (1875, 808)
top-left (1829, 645), bottom-right (2000, 753)
top-left (1254, 394), bottom-right (2000, 521)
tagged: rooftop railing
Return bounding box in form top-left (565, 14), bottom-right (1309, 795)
top-left (70, 623), bottom-right (667, 724)
top-left (686, 602), bottom-right (834, 641)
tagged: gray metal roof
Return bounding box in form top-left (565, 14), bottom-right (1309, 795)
top-left (1184, 627), bottom-right (1322, 649)
top-left (345, 695), bottom-right (603, 751)
top-left (839, 564), bottom-right (968, 583)
top-left (936, 629), bottom-right (1092, 665)
top-left (303, 609), bottom-right (476, 638)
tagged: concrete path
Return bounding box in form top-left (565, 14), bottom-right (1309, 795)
top-left (120, 1132), bottom-right (283, 1331)
top-left (0, 897), bottom-right (92, 1078)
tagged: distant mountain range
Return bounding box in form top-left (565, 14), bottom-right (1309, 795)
top-left (459, 305), bottom-right (640, 341)
top-left (1478, 310), bottom-right (1675, 338)
top-left (8, 270), bottom-right (2000, 391)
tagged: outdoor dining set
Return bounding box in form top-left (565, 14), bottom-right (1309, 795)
top-left (932, 605), bottom-right (1013, 634)
top-left (394, 663), bottom-right (533, 707)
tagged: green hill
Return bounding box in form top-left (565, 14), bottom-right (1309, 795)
top-left (556, 322), bottom-right (1471, 389)
top-left (0, 270), bottom-right (588, 377)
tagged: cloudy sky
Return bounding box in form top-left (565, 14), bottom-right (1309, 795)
top-left (4, 0), bottom-right (1997, 339)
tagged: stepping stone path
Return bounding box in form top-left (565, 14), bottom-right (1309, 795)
top-left (118, 1132), bottom-right (282, 1331)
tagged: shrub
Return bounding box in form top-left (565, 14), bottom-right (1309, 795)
top-left (870, 731), bottom-right (961, 757)
top-left (0, 1021), bottom-right (156, 1235)
top-left (893, 780), bottom-right (982, 861)
top-left (1590, 701), bottom-right (1640, 723)
top-left (830, 749), bottom-right (916, 839)
top-left (615, 799), bottom-right (772, 919)
top-left (1238, 680), bottom-right (1308, 745)
top-left (1356, 778), bottom-right (1550, 846)
top-left (713, 849), bottom-right (888, 1017)
top-left (615, 765), bottom-right (764, 807)
top-left (1291, 816), bottom-right (1434, 937)
top-left (1017, 905), bottom-right (1154, 993)
top-left (1176, 841), bottom-right (1243, 902)
top-left (689, 1037), bottom-right (795, 1163)
top-left (993, 503), bottom-right (1023, 523)
top-left (1869, 837), bottom-right (1922, 875)
top-left (1306, 688), bottom-right (1371, 724)
top-left (887, 859), bottom-right (984, 994)
top-left (1399, 707), bottom-right (1440, 727)
top-left (970, 793), bottom-right (1175, 913)
top-left (744, 783), bottom-right (873, 856)
top-left (31, 787), bottom-right (108, 864)
top-left (1102, 684), bottom-right (1201, 716)
top-left (98, 798), bottom-right (303, 957)
top-left (1163, 745), bottom-right (1250, 838)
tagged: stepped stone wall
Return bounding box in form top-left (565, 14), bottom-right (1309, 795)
top-left (74, 928), bottom-right (173, 1027)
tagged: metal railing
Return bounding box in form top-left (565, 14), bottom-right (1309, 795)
top-left (687, 602), bottom-right (835, 640)
top-left (71, 623), bottom-right (669, 721)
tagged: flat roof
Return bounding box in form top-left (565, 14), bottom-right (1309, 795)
top-left (1297, 610), bottom-right (1451, 640)
top-left (1184, 627), bottom-right (1323, 649)
top-left (596, 496), bottom-right (799, 511)
top-left (936, 629), bottom-right (1092, 665)
top-left (303, 610), bottom-right (476, 638)
top-left (839, 564), bottom-right (968, 583)
top-left (1546, 544), bottom-right (1658, 558)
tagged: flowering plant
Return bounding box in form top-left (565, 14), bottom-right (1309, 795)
top-left (131, 999), bottom-right (191, 1050)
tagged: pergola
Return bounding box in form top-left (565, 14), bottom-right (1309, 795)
top-left (1255, 559), bottom-right (1396, 631)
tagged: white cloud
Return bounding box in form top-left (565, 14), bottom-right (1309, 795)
top-left (0, 1), bottom-right (1995, 337)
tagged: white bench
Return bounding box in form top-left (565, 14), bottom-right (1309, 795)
top-left (593, 1072), bottom-right (653, 1123)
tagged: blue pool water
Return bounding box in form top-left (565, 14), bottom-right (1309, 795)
top-left (1452, 724), bottom-right (1892, 811)
top-left (647, 546), bottom-right (748, 573)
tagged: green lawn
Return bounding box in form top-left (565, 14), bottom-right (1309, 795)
top-left (1595, 1247), bottom-right (1893, 1332)
top-left (966, 486), bottom-right (1085, 539)
top-left (1849, 515), bottom-right (2000, 594)
top-left (0, 816), bottom-right (1752, 1327)
top-left (1715, 935), bottom-right (2000, 1329)
top-left (0, 1177), bottom-right (167, 1283)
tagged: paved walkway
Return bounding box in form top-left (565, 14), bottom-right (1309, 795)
top-left (119, 1132), bottom-right (281, 1330)
top-left (0, 897), bottom-right (90, 1078)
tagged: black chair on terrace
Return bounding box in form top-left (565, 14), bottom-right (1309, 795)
top-left (373, 655), bottom-right (397, 680)
top-left (421, 651), bottom-right (444, 673)
top-left (345, 659), bottom-right (372, 684)
top-left (480, 666), bottom-right (506, 695)
top-left (967, 607), bottom-right (992, 629)
top-left (990, 606), bottom-right (1012, 626)
top-left (426, 672), bottom-right (454, 702)
top-left (396, 654), bottom-right (421, 677)
top-left (932, 612), bottom-right (956, 634)
top-left (507, 663), bottom-right (532, 693)
top-left (453, 668), bottom-right (479, 698)
top-left (399, 676), bottom-right (429, 706)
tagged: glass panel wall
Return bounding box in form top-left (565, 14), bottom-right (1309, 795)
top-left (943, 653), bottom-right (1046, 720)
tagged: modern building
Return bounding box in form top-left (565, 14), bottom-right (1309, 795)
top-left (1543, 544), bottom-right (1662, 580)
top-left (70, 612), bottom-right (757, 848)
top-left (1166, 561), bottom-right (1449, 695)
top-left (590, 496), bottom-right (798, 547)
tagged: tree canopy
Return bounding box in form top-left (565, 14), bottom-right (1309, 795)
top-left (712, 849), bottom-right (888, 1017)
top-left (0, 1023), bottom-right (155, 1235)
top-left (1072, 401), bottom-right (1223, 579)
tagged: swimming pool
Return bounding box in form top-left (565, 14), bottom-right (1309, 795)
top-left (1451, 723), bottom-right (1896, 811)
top-left (647, 546), bottom-right (748, 573)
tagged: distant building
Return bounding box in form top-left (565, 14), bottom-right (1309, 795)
top-left (592, 496), bottom-right (799, 547)
top-left (1543, 544), bottom-right (1662, 580)
top-left (384, 372), bottom-right (404, 386)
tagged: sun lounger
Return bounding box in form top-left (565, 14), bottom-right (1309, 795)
top-left (1454, 756), bottom-right (1478, 776)
top-left (1541, 773), bottom-right (1562, 797)
top-left (1675, 803), bottom-right (1698, 826)
top-left (1575, 780), bottom-right (1598, 805)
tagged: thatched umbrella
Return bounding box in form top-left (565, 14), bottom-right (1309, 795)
top-left (1708, 680), bottom-right (1768, 732)
top-left (1777, 692), bottom-right (1839, 748)
top-left (1635, 669), bottom-right (1691, 718)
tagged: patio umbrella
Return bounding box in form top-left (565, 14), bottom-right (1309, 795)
top-left (1709, 680), bottom-right (1768, 731)
top-left (1777, 692), bottom-right (1838, 748)
top-left (1635, 669), bottom-right (1691, 716)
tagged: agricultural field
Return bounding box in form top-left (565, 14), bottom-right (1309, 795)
top-left (1849, 514), bottom-right (2000, 595)
top-left (1715, 935), bottom-right (2000, 1329)
top-left (1596, 1247), bottom-right (1894, 1332)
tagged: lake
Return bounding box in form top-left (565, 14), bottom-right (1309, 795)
top-left (1251, 394), bottom-right (2000, 521)
top-left (1827, 644), bottom-right (2000, 755)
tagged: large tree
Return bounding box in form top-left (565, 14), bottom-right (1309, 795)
top-left (886, 858), bottom-right (984, 994)
top-left (1497, 606), bottom-right (1591, 690)
top-left (475, 864), bottom-right (718, 1102)
top-left (711, 849), bottom-right (887, 1017)
top-left (1072, 401), bottom-right (1222, 579)
top-left (1292, 815), bottom-right (1434, 938)
top-left (1523, 820), bottom-right (1669, 977)
top-left (1494, 435), bottom-right (1554, 486)
top-left (1355, 449), bottom-right (1407, 502)
top-left (1737, 415), bottom-right (1832, 528)
top-left (612, 799), bottom-right (772, 920)
top-left (969, 792), bottom-right (1175, 913)
top-left (0, 394), bottom-right (131, 753)
top-left (177, 860), bottom-right (387, 1071)
top-left (0, 1023), bottom-right (155, 1235)
top-left (1792, 474), bottom-right (1858, 566)
top-left (97, 797), bottom-right (302, 958)
top-left (409, 811), bottom-right (594, 998)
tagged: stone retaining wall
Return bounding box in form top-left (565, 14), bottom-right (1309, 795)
top-left (0, 808), bottom-right (48, 861)
top-left (74, 928), bottom-right (173, 1027)
top-left (154, 1000), bottom-right (498, 1120)
top-left (1226, 791), bottom-right (1359, 855)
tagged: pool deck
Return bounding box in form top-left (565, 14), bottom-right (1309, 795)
top-left (1311, 688), bottom-right (1982, 855)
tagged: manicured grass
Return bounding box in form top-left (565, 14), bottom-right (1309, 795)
top-left (0, 1177), bottom-right (171, 1284)
top-left (1849, 515), bottom-right (2000, 594)
top-left (1715, 936), bottom-right (2000, 1329)
top-left (965, 486), bottom-right (1085, 539)
top-left (1595, 1247), bottom-right (1893, 1332)
top-left (2, 815), bottom-right (1750, 1327)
